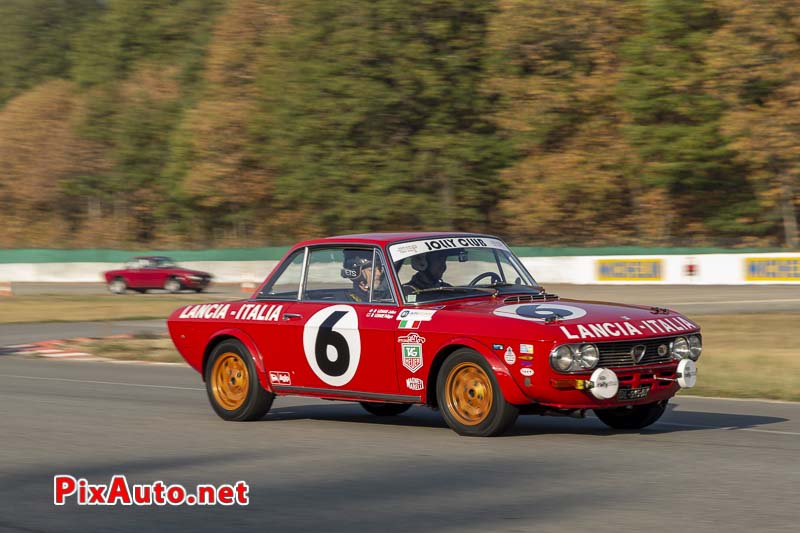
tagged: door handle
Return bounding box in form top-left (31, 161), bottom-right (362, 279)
top-left (282, 313), bottom-right (303, 321)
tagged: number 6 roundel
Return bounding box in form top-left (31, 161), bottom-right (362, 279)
top-left (302, 305), bottom-right (361, 386)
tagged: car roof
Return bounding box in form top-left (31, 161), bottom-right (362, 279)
top-left (304, 232), bottom-right (501, 247)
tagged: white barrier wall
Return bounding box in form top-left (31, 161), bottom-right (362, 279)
top-left (0, 254), bottom-right (798, 284)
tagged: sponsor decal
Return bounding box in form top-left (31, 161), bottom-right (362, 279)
top-left (398, 332), bottom-right (425, 373)
top-left (492, 344), bottom-right (504, 350)
top-left (302, 305), bottom-right (361, 387)
top-left (520, 361), bottom-right (532, 367)
top-left (366, 308), bottom-right (397, 319)
top-left (520, 367), bottom-right (534, 377)
top-left (178, 302), bottom-right (282, 321)
top-left (406, 377), bottom-right (424, 391)
top-left (745, 257), bottom-right (800, 281)
top-left (397, 309), bottom-right (437, 329)
top-left (388, 237), bottom-right (510, 261)
top-left (504, 346), bottom-right (516, 365)
top-left (558, 316), bottom-right (697, 340)
top-left (597, 259), bottom-right (663, 281)
top-left (269, 371), bottom-right (291, 386)
top-left (518, 355), bottom-right (534, 361)
top-left (179, 303), bottom-right (233, 320)
top-left (520, 344), bottom-right (534, 354)
top-left (493, 303), bottom-right (587, 323)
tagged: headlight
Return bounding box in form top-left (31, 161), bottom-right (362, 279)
top-left (188, 275), bottom-right (203, 281)
top-left (671, 336), bottom-right (691, 360)
top-left (551, 345), bottom-right (575, 371)
top-left (688, 335), bottom-right (702, 361)
top-left (577, 344), bottom-right (599, 369)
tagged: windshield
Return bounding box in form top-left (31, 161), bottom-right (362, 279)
top-left (388, 237), bottom-right (540, 303)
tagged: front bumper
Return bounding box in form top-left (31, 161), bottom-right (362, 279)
top-left (534, 365), bottom-right (687, 409)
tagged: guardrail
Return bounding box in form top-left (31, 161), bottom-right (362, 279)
top-left (0, 248), bottom-right (798, 284)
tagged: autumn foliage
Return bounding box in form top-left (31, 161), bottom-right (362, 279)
top-left (0, 0), bottom-right (797, 248)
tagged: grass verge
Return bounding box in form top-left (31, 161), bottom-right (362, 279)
top-left (0, 294), bottom-right (226, 324)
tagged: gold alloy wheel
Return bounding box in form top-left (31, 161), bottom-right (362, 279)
top-left (445, 361), bottom-right (493, 426)
top-left (210, 352), bottom-right (250, 411)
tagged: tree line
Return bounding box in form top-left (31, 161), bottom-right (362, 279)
top-left (0, 0), bottom-right (797, 249)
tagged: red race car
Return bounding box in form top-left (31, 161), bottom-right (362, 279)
top-left (168, 233), bottom-right (701, 436)
top-left (104, 256), bottom-right (212, 294)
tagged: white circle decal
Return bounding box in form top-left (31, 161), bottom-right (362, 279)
top-left (493, 303), bottom-right (587, 322)
top-left (303, 305), bottom-right (361, 387)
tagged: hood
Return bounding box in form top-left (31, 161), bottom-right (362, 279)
top-left (438, 296), bottom-right (699, 342)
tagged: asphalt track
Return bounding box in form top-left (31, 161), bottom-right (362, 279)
top-left (0, 356), bottom-right (797, 533)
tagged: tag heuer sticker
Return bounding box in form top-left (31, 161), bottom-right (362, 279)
top-left (397, 309), bottom-right (436, 329)
top-left (504, 346), bottom-right (516, 365)
top-left (406, 377), bottom-right (424, 391)
top-left (398, 332), bottom-right (426, 373)
top-left (520, 344), bottom-right (534, 354)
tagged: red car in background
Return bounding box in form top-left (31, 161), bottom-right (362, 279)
top-left (104, 256), bottom-right (212, 294)
top-left (168, 232), bottom-right (701, 436)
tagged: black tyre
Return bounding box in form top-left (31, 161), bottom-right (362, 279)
top-left (164, 277), bottom-right (182, 293)
top-left (594, 400), bottom-right (668, 430)
top-left (205, 340), bottom-right (274, 421)
top-left (109, 277), bottom-right (127, 294)
top-left (436, 348), bottom-right (519, 437)
top-left (359, 402), bottom-right (412, 416)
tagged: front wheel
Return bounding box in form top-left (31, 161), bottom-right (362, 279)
top-left (437, 348), bottom-right (519, 437)
top-left (594, 400), bottom-right (668, 430)
top-left (359, 402), bottom-right (412, 416)
top-left (205, 340), bottom-right (274, 421)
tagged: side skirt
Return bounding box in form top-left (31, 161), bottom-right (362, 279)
top-left (272, 385), bottom-right (420, 403)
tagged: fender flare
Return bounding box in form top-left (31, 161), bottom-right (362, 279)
top-left (206, 328), bottom-right (272, 392)
top-left (429, 336), bottom-right (530, 406)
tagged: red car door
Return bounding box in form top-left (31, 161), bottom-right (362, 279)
top-left (264, 246), bottom-right (403, 399)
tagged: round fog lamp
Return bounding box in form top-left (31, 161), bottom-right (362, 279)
top-left (677, 359), bottom-right (697, 388)
top-left (578, 344), bottom-right (599, 369)
top-left (551, 345), bottom-right (575, 372)
top-left (588, 368), bottom-right (619, 400)
top-left (688, 335), bottom-right (702, 361)
top-left (671, 336), bottom-right (690, 360)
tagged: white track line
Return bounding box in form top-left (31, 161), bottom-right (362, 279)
top-left (0, 374), bottom-right (203, 391)
top-left (666, 298), bottom-right (800, 305)
top-left (656, 421), bottom-right (800, 436)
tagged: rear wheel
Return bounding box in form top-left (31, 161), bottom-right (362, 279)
top-left (205, 340), bottom-right (274, 421)
top-left (109, 277), bottom-right (127, 294)
top-left (359, 402), bottom-right (412, 416)
top-left (594, 400), bottom-right (668, 430)
top-left (164, 277), bottom-right (181, 293)
top-left (437, 348), bottom-right (519, 437)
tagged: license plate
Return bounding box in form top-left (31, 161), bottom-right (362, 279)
top-left (617, 386), bottom-right (650, 401)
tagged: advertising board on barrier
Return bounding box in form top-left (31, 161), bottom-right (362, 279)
top-left (745, 257), bottom-right (800, 281)
top-left (597, 259), bottom-right (663, 282)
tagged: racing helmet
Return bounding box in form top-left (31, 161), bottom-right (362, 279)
top-left (341, 250), bottom-right (373, 279)
top-left (410, 250), bottom-right (449, 272)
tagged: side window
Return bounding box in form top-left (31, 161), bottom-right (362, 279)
top-left (303, 248), bottom-right (355, 302)
top-left (303, 247), bottom-right (395, 304)
top-left (259, 250), bottom-right (304, 299)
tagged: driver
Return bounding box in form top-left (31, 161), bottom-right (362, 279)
top-left (402, 250), bottom-right (451, 295)
top-left (342, 251), bottom-right (386, 302)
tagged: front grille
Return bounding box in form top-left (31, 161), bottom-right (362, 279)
top-left (597, 336), bottom-right (675, 368)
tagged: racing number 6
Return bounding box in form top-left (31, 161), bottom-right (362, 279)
top-left (303, 305), bottom-right (361, 387)
top-left (315, 311), bottom-right (349, 377)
